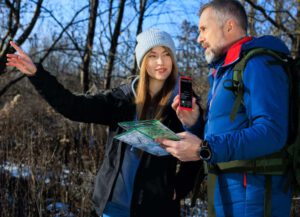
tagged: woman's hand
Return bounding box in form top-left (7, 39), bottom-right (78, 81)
top-left (6, 41), bottom-right (37, 76)
top-left (172, 95), bottom-right (200, 128)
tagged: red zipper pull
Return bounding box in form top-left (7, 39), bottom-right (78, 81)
top-left (243, 173), bottom-right (247, 188)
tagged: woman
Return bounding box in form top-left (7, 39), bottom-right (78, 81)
top-left (6, 29), bottom-right (204, 217)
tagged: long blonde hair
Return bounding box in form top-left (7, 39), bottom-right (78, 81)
top-left (135, 46), bottom-right (178, 120)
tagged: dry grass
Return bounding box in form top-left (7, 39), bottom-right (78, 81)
top-left (0, 75), bottom-right (106, 217)
top-left (0, 72), bottom-right (298, 217)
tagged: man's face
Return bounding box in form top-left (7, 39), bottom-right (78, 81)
top-left (197, 7), bottom-right (229, 63)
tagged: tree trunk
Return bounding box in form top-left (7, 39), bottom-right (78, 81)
top-left (105, 0), bottom-right (126, 89)
top-left (294, 0), bottom-right (300, 57)
top-left (248, 0), bottom-right (257, 36)
top-left (81, 0), bottom-right (99, 92)
top-left (130, 0), bottom-right (148, 75)
top-left (274, 0), bottom-right (283, 36)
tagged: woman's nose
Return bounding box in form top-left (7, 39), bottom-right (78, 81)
top-left (157, 56), bottom-right (163, 64)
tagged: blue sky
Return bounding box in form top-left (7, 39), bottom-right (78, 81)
top-left (16, 0), bottom-right (206, 70)
top-left (142, 1), bottom-right (201, 31)
top-left (39, 0), bottom-right (203, 39)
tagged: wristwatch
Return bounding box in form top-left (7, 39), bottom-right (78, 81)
top-left (199, 140), bottom-right (212, 161)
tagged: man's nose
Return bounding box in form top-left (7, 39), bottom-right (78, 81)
top-left (197, 34), bottom-right (203, 44)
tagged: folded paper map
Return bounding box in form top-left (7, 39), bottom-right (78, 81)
top-left (114, 120), bottom-right (180, 156)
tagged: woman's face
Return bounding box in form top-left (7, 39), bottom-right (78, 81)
top-left (146, 46), bottom-right (173, 82)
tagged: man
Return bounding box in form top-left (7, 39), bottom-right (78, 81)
top-left (158, 0), bottom-right (292, 216)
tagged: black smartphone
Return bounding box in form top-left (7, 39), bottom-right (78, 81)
top-left (179, 76), bottom-right (193, 111)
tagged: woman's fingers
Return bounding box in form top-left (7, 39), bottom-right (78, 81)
top-left (6, 41), bottom-right (37, 76)
top-left (10, 41), bottom-right (25, 55)
top-left (10, 41), bottom-right (32, 62)
top-left (6, 55), bottom-right (21, 66)
top-left (6, 53), bottom-right (18, 58)
top-left (6, 55), bottom-right (36, 76)
top-left (6, 58), bottom-right (29, 74)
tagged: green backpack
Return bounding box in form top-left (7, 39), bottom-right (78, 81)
top-left (207, 48), bottom-right (300, 217)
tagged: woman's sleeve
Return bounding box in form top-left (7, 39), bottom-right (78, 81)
top-left (29, 64), bottom-right (132, 125)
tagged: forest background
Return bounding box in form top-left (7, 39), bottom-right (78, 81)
top-left (0, 0), bottom-right (299, 216)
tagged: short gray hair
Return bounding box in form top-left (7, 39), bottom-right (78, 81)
top-left (199, 0), bottom-right (248, 33)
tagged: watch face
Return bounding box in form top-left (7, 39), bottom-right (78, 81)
top-left (200, 143), bottom-right (211, 160)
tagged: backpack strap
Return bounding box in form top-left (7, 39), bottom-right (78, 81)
top-left (264, 175), bottom-right (272, 217)
top-left (207, 172), bottom-right (217, 217)
top-left (210, 48), bottom-right (290, 216)
top-left (228, 48), bottom-right (287, 121)
top-left (206, 150), bottom-right (288, 217)
top-left (214, 151), bottom-right (288, 175)
top-left (214, 47), bottom-right (300, 216)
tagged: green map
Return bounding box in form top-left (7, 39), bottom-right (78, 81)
top-left (115, 120), bottom-right (180, 156)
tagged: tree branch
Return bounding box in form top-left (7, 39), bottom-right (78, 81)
top-left (0, 74), bottom-right (25, 97)
top-left (39, 4), bottom-right (89, 63)
top-left (81, 0), bottom-right (99, 92)
top-left (16, 0), bottom-right (44, 45)
top-left (245, 0), bottom-right (295, 41)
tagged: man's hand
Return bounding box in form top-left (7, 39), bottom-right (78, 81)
top-left (172, 95), bottom-right (200, 128)
top-left (157, 131), bottom-right (202, 162)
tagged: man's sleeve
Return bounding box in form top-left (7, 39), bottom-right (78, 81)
top-left (206, 55), bottom-right (289, 163)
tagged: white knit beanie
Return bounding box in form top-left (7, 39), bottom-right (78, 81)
top-left (135, 29), bottom-right (176, 68)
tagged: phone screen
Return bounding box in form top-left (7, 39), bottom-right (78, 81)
top-left (180, 76), bottom-right (192, 110)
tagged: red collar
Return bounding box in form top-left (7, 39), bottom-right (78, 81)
top-left (223, 36), bottom-right (253, 66)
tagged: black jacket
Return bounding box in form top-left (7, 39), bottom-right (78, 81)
top-left (29, 65), bottom-right (204, 217)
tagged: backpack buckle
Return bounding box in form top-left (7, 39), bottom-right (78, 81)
top-left (236, 82), bottom-right (244, 93)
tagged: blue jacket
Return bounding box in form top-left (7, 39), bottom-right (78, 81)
top-left (205, 36), bottom-right (292, 217)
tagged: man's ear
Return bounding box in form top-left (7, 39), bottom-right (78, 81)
top-left (226, 19), bottom-right (234, 32)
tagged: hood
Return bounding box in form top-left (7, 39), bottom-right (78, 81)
top-left (243, 35), bottom-right (290, 54)
top-left (131, 76), bottom-right (139, 98)
top-left (222, 35), bottom-right (290, 67)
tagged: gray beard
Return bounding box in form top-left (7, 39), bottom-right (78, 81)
top-left (204, 43), bottom-right (227, 64)
top-left (204, 49), bottom-right (217, 64)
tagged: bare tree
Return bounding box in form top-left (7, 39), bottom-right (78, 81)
top-left (0, 3), bottom-right (89, 98)
top-left (105, 0), bottom-right (127, 89)
top-left (0, 0), bottom-right (43, 74)
top-left (294, 0), bottom-right (300, 57)
top-left (38, 4), bottom-right (89, 64)
top-left (130, 0), bottom-right (148, 75)
top-left (129, 0), bottom-right (169, 75)
top-left (248, 0), bottom-right (257, 36)
top-left (81, 0), bottom-right (99, 92)
top-left (177, 20), bottom-right (206, 76)
top-left (274, 0), bottom-right (284, 36)
top-left (0, 0), bottom-right (43, 98)
top-left (245, 0), bottom-right (299, 45)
